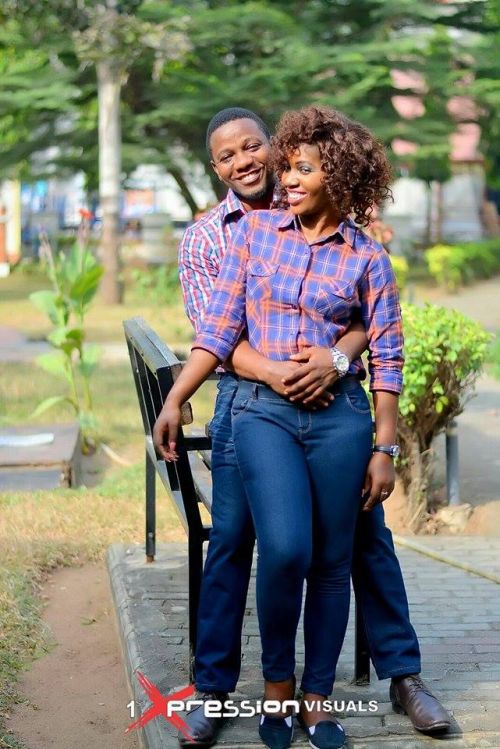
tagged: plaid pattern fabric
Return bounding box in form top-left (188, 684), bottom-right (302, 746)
top-left (179, 190), bottom-right (245, 334)
top-left (194, 209), bottom-right (404, 394)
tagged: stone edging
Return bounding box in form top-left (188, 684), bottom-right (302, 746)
top-left (393, 535), bottom-right (500, 585)
top-left (107, 544), bottom-right (168, 749)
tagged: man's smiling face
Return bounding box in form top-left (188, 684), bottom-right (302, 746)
top-left (209, 118), bottom-right (273, 205)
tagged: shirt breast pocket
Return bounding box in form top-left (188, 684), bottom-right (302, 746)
top-left (316, 279), bottom-right (356, 319)
top-left (247, 259), bottom-right (279, 302)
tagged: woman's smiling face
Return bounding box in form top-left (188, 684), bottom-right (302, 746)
top-left (280, 143), bottom-right (332, 218)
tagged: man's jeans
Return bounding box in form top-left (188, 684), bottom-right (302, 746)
top-left (194, 374), bottom-right (255, 691)
top-left (194, 374), bottom-right (421, 693)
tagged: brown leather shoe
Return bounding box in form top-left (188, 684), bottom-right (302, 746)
top-left (390, 675), bottom-right (451, 734)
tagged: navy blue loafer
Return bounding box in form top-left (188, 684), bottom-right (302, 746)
top-left (298, 717), bottom-right (346, 749)
top-left (258, 714), bottom-right (294, 749)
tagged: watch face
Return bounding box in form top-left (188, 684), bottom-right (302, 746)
top-left (336, 353), bottom-right (349, 374)
top-left (391, 445), bottom-right (400, 458)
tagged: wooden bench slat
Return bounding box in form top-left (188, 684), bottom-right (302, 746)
top-left (200, 450), bottom-right (212, 471)
top-left (188, 452), bottom-right (213, 514)
top-left (184, 435), bottom-right (212, 451)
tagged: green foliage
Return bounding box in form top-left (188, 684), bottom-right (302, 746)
top-left (56, 234), bottom-right (98, 252)
top-left (465, 0), bottom-right (500, 189)
top-left (389, 255), bottom-right (409, 293)
top-left (425, 239), bottom-right (500, 291)
top-left (412, 153), bottom-right (451, 186)
top-left (0, 17), bottom-right (88, 179)
top-left (397, 302), bottom-right (490, 525)
top-left (1, 0), bottom-right (491, 209)
top-left (486, 332), bottom-right (500, 381)
top-left (29, 238), bottom-right (103, 446)
top-left (129, 263), bottom-right (181, 306)
top-left (400, 303), bottom-right (489, 425)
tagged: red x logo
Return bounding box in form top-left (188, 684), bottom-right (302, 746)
top-left (125, 671), bottom-right (196, 740)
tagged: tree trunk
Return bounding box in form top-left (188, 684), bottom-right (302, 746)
top-left (209, 170), bottom-right (226, 202)
top-left (169, 166), bottom-right (200, 218)
top-left (97, 60), bottom-right (122, 304)
top-left (425, 181), bottom-right (433, 247)
top-left (0, 203), bottom-right (7, 264)
top-left (435, 181), bottom-right (443, 243)
top-left (397, 420), bottom-right (431, 531)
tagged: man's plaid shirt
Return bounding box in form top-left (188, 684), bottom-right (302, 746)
top-left (179, 190), bottom-right (246, 335)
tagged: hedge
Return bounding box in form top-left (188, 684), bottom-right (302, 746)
top-left (425, 239), bottom-right (500, 291)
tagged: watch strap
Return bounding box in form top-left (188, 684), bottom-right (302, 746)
top-left (330, 347), bottom-right (349, 377)
top-left (373, 444), bottom-right (399, 458)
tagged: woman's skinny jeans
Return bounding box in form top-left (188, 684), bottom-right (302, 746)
top-left (232, 377), bottom-right (373, 696)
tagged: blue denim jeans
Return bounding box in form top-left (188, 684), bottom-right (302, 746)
top-left (351, 504), bottom-right (421, 679)
top-left (194, 373), bottom-right (256, 691)
top-left (231, 378), bottom-right (374, 695)
top-left (195, 374), bottom-right (421, 693)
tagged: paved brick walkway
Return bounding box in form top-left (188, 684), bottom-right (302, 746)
top-left (108, 539), bottom-right (500, 749)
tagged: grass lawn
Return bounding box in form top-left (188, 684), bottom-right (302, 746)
top-left (0, 264), bottom-right (194, 345)
top-left (0, 268), bottom-right (217, 744)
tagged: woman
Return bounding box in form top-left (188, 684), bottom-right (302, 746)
top-left (154, 106), bottom-right (403, 749)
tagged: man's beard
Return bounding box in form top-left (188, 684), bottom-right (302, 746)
top-left (233, 177), bottom-right (275, 204)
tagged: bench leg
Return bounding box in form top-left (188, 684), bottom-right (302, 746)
top-left (145, 450), bottom-right (156, 563)
top-left (354, 599), bottom-right (371, 685)
top-left (188, 536), bottom-right (204, 684)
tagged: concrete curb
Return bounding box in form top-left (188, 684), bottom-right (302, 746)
top-left (393, 535), bottom-right (500, 585)
top-left (107, 543), bottom-right (177, 749)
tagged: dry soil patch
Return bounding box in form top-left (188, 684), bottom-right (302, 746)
top-left (6, 564), bottom-right (138, 749)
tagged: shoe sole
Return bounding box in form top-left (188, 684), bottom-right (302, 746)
top-left (391, 699), bottom-right (450, 734)
top-left (307, 739), bottom-right (347, 749)
top-left (298, 717), bottom-right (346, 749)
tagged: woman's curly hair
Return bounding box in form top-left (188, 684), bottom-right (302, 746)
top-left (271, 106), bottom-right (393, 227)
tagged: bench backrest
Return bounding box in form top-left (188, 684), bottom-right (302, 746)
top-left (123, 316), bottom-right (211, 539)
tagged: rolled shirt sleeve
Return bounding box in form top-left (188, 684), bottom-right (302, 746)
top-left (193, 216), bottom-right (250, 361)
top-left (359, 249), bottom-right (404, 394)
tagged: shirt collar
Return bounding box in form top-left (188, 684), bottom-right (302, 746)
top-left (276, 210), bottom-right (359, 248)
top-left (221, 189), bottom-right (246, 222)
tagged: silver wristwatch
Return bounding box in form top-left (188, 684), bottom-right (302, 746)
top-left (330, 347), bottom-right (350, 377)
top-left (373, 444), bottom-right (400, 459)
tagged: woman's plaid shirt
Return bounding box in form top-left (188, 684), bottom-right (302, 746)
top-left (194, 209), bottom-right (404, 394)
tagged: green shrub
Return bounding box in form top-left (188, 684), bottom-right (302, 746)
top-left (486, 333), bottom-right (500, 381)
top-left (397, 303), bottom-right (490, 527)
top-left (425, 239), bottom-right (500, 291)
top-left (389, 255), bottom-right (409, 293)
top-left (52, 234), bottom-right (99, 257)
top-left (29, 237), bottom-right (103, 448)
top-left (129, 263), bottom-right (181, 305)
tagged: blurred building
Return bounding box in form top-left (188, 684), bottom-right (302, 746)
top-left (385, 70), bottom-right (485, 253)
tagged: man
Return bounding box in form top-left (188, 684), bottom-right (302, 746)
top-left (176, 108), bottom-right (451, 744)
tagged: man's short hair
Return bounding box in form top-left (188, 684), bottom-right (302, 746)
top-left (206, 107), bottom-right (271, 157)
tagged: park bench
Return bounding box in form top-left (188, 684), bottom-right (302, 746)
top-left (123, 315), bottom-right (371, 685)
